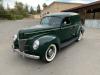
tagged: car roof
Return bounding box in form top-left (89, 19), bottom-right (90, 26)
top-left (45, 12), bottom-right (79, 17)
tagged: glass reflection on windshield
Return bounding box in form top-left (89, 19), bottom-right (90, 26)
top-left (41, 16), bottom-right (61, 26)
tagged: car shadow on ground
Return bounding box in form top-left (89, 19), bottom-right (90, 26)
top-left (56, 38), bottom-right (85, 58)
top-left (59, 41), bottom-right (77, 53)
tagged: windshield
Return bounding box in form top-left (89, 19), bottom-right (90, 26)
top-left (40, 16), bottom-right (61, 27)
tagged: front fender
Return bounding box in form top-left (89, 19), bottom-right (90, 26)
top-left (35, 35), bottom-right (60, 56)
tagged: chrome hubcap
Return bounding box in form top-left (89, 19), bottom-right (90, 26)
top-left (45, 44), bottom-right (57, 62)
top-left (47, 47), bottom-right (55, 59)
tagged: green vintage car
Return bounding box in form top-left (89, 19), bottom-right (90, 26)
top-left (12, 12), bottom-right (84, 63)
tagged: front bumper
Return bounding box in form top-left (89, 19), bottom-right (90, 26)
top-left (12, 45), bottom-right (40, 59)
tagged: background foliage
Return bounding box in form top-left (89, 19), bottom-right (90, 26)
top-left (0, 1), bottom-right (47, 20)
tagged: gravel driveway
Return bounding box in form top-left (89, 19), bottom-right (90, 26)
top-left (0, 19), bottom-right (100, 75)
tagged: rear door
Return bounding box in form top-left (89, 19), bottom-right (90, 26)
top-left (70, 16), bottom-right (81, 36)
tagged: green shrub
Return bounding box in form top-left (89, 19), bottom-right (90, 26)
top-left (15, 15), bottom-right (24, 19)
top-left (0, 14), bottom-right (24, 20)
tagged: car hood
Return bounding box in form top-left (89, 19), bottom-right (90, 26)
top-left (19, 24), bottom-right (53, 33)
top-left (18, 24), bottom-right (56, 39)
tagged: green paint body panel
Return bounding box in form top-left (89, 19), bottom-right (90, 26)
top-left (13, 12), bottom-right (84, 57)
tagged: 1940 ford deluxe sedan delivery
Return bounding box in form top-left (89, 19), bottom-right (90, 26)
top-left (12, 12), bottom-right (84, 63)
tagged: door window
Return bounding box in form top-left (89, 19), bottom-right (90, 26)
top-left (62, 17), bottom-right (71, 26)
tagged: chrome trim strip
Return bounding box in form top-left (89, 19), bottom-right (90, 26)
top-left (61, 25), bottom-right (78, 29)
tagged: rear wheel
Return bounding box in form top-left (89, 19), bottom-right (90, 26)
top-left (77, 31), bottom-right (83, 41)
top-left (42, 44), bottom-right (57, 63)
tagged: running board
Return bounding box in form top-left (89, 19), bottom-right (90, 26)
top-left (60, 37), bottom-right (78, 48)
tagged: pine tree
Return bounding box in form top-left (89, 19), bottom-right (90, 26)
top-left (37, 4), bottom-right (41, 14)
top-left (7, 3), bottom-right (10, 10)
top-left (0, 4), bottom-right (4, 10)
top-left (30, 6), bottom-right (35, 14)
top-left (0, 0), bottom-right (3, 5)
top-left (24, 4), bottom-right (29, 13)
top-left (0, 0), bottom-right (4, 10)
top-left (0, 0), bottom-right (5, 15)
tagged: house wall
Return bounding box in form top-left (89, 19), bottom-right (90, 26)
top-left (95, 12), bottom-right (100, 19)
top-left (41, 2), bottom-right (82, 17)
top-left (85, 19), bottom-right (100, 28)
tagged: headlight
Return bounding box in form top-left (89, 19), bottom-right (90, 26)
top-left (33, 40), bottom-right (39, 50)
top-left (13, 34), bottom-right (17, 41)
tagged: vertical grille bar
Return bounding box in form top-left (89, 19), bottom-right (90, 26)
top-left (18, 39), bottom-right (27, 52)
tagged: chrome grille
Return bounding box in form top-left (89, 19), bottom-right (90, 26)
top-left (18, 39), bottom-right (27, 52)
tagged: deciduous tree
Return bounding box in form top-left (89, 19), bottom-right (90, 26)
top-left (43, 3), bottom-right (47, 9)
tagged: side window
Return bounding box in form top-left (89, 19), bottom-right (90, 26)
top-left (62, 17), bottom-right (71, 26)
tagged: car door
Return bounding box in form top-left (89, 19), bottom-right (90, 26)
top-left (60, 17), bottom-right (73, 43)
top-left (70, 16), bottom-right (81, 37)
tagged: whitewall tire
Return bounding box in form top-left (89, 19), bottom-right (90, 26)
top-left (43, 44), bottom-right (57, 63)
top-left (77, 32), bottom-right (83, 41)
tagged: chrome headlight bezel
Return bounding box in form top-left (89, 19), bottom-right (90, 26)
top-left (33, 40), bottom-right (39, 50)
top-left (13, 34), bottom-right (17, 41)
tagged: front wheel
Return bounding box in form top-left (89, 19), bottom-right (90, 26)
top-left (42, 44), bottom-right (57, 63)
